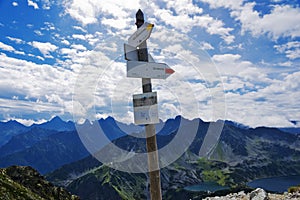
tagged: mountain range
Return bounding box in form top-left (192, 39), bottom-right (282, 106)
top-left (0, 116), bottom-right (75, 147)
top-left (0, 116), bottom-right (300, 199)
top-left (45, 118), bottom-right (300, 199)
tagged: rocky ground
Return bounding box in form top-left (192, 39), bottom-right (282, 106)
top-left (0, 166), bottom-right (79, 200)
top-left (203, 188), bottom-right (300, 200)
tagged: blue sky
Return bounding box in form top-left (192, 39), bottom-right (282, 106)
top-left (0, 0), bottom-right (299, 127)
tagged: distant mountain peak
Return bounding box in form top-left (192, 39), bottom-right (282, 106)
top-left (225, 120), bottom-right (250, 129)
top-left (30, 116), bottom-right (75, 132)
top-left (105, 116), bottom-right (115, 122)
top-left (98, 116), bottom-right (115, 122)
top-left (0, 119), bottom-right (25, 126)
top-left (50, 116), bottom-right (64, 122)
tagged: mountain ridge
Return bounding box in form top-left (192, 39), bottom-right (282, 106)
top-left (1, 115), bottom-right (300, 199)
top-left (45, 118), bottom-right (300, 199)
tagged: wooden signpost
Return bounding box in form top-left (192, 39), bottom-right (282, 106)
top-left (124, 9), bottom-right (175, 200)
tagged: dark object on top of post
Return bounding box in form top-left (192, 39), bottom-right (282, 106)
top-left (135, 9), bottom-right (145, 28)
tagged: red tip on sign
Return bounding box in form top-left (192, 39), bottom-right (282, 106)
top-left (165, 68), bottom-right (175, 74)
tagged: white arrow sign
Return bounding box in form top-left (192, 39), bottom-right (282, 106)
top-left (128, 22), bottom-right (154, 47)
top-left (127, 61), bottom-right (175, 79)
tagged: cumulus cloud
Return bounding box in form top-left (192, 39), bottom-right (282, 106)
top-left (231, 4), bottom-right (300, 39)
top-left (62, 0), bottom-right (234, 43)
top-left (164, 0), bottom-right (204, 15)
top-left (12, 2), bottom-right (18, 7)
top-left (29, 41), bottom-right (58, 58)
top-left (199, 0), bottom-right (244, 10)
top-left (61, 39), bottom-right (70, 46)
top-left (1, 0), bottom-right (299, 128)
top-left (70, 44), bottom-right (87, 51)
top-left (0, 53), bottom-right (75, 102)
top-left (41, 0), bottom-right (51, 10)
top-left (210, 52), bottom-right (300, 127)
top-left (63, 0), bottom-right (140, 26)
top-left (274, 41), bottom-right (300, 60)
top-left (27, 0), bottom-right (39, 9)
top-left (0, 42), bottom-right (15, 52)
top-left (200, 42), bottom-right (214, 50)
top-left (72, 34), bottom-right (86, 40)
top-left (201, 1), bottom-right (300, 40)
top-left (153, 7), bottom-right (234, 43)
top-left (0, 42), bottom-right (25, 55)
top-left (6, 36), bottom-right (24, 44)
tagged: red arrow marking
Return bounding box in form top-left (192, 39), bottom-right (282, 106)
top-left (165, 68), bottom-right (175, 74)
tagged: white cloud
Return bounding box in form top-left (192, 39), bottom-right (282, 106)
top-left (101, 17), bottom-right (129, 30)
top-left (61, 39), bottom-right (70, 46)
top-left (45, 94), bottom-right (64, 105)
top-left (2, 0), bottom-right (299, 128)
top-left (212, 54), bottom-right (241, 63)
top-left (199, 0), bottom-right (244, 10)
top-left (214, 54), bottom-right (269, 85)
top-left (0, 54), bottom-right (73, 98)
top-left (60, 48), bottom-right (77, 58)
top-left (72, 34), bottom-right (86, 40)
top-left (0, 42), bottom-right (15, 52)
top-left (36, 55), bottom-right (45, 61)
top-left (199, 41), bottom-right (214, 50)
top-left (210, 52), bottom-right (300, 127)
top-left (278, 61), bottom-right (293, 67)
top-left (12, 2), bottom-right (18, 7)
top-left (0, 42), bottom-right (25, 55)
top-left (73, 26), bottom-right (87, 33)
top-left (34, 30), bottom-right (43, 36)
top-left (71, 33), bottom-right (98, 46)
top-left (63, 0), bottom-right (234, 43)
top-left (42, 22), bottom-right (55, 31)
top-left (0, 97), bottom-right (64, 124)
top-left (165, 0), bottom-right (203, 15)
top-left (6, 36), bottom-right (24, 44)
top-left (261, 71), bottom-right (300, 94)
top-left (155, 9), bottom-right (194, 33)
top-left (231, 4), bottom-right (300, 40)
top-left (63, 0), bottom-right (140, 26)
top-left (27, 0), bottom-right (39, 9)
top-left (285, 49), bottom-right (300, 60)
top-left (0, 53), bottom-right (77, 119)
top-left (201, 1), bottom-right (300, 40)
top-left (29, 41), bottom-right (58, 57)
top-left (195, 14), bottom-right (233, 39)
top-left (70, 44), bottom-right (87, 51)
top-left (41, 0), bottom-right (51, 10)
top-left (153, 8), bottom-right (234, 43)
top-left (274, 41), bottom-right (300, 60)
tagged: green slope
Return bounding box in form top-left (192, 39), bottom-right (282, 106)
top-left (0, 166), bottom-right (79, 200)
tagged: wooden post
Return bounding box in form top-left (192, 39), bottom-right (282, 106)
top-left (135, 9), bottom-right (162, 200)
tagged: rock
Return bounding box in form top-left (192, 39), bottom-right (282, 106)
top-left (203, 189), bottom-right (300, 200)
top-left (287, 191), bottom-right (300, 200)
top-left (250, 188), bottom-right (269, 200)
